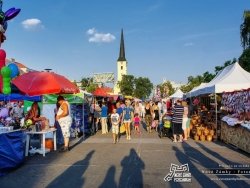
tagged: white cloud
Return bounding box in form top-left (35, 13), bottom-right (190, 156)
top-left (21, 19), bottom-right (44, 30)
top-left (86, 28), bottom-right (97, 35)
top-left (184, 43), bottom-right (194, 46)
top-left (86, 28), bottom-right (115, 43)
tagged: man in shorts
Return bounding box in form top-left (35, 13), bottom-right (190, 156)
top-left (111, 108), bottom-right (120, 144)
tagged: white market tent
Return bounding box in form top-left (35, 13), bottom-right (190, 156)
top-left (193, 62), bottom-right (250, 95)
top-left (185, 83), bottom-right (207, 98)
top-left (169, 88), bottom-right (184, 98)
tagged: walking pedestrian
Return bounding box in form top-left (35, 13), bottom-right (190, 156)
top-left (134, 113), bottom-right (141, 134)
top-left (111, 108), bottom-right (120, 144)
top-left (144, 101), bottom-right (153, 133)
top-left (101, 102), bottom-right (108, 134)
top-left (122, 100), bottom-right (133, 140)
top-left (116, 102), bottom-right (123, 142)
top-left (152, 101), bottom-right (160, 132)
top-left (172, 100), bottom-right (184, 142)
top-left (182, 101), bottom-right (188, 141)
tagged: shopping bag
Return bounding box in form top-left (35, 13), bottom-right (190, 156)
top-left (151, 121), bottom-right (156, 128)
top-left (120, 123), bottom-right (125, 133)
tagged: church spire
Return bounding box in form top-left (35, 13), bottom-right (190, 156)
top-left (117, 29), bottom-right (126, 61)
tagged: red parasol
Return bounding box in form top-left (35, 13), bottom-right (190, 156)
top-left (12, 71), bottom-right (80, 96)
top-left (92, 88), bottom-right (110, 97)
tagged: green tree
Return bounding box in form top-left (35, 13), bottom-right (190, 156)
top-left (117, 75), bottom-right (135, 96)
top-left (203, 71), bottom-right (215, 82)
top-left (80, 77), bottom-right (92, 90)
top-left (239, 48), bottom-right (250, 72)
top-left (72, 80), bottom-right (77, 87)
top-left (134, 77), bottom-right (153, 99)
top-left (86, 83), bottom-right (98, 93)
top-left (240, 10), bottom-right (250, 50)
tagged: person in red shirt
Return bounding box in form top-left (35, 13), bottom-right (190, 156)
top-left (166, 99), bottom-right (171, 111)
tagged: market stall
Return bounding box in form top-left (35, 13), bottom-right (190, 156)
top-left (188, 62), bottom-right (250, 140)
top-left (169, 88), bottom-right (184, 99)
top-left (220, 89), bottom-right (250, 153)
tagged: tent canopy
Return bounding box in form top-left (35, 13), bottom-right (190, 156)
top-left (80, 90), bottom-right (92, 97)
top-left (92, 88), bottom-right (110, 97)
top-left (194, 62), bottom-right (250, 95)
top-left (0, 94), bottom-right (41, 101)
top-left (184, 83), bottom-right (207, 98)
top-left (169, 88), bottom-right (184, 99)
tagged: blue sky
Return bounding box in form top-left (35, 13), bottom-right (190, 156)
top-left (2, 0), bottom-right (250, 86)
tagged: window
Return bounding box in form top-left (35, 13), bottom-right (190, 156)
top-left (121, 66), bottom-right (123, 70)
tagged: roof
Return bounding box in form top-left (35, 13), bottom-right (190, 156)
top-left (15, 62), bottom-right (27, 69)
top-left (117, 29), bottom-right (126, 61)
top-left (5, 59), bottom-right (28, 69)
top-left (194, 62), bottom-right (250, 94)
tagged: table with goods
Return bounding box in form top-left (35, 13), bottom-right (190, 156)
top-left (24, 119), bottom-right (57, 157)
top-left (219, 89), bottom-right (250, 153)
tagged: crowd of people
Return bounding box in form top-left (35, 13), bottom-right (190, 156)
top-left (85, 98), bottom-right (197, 144)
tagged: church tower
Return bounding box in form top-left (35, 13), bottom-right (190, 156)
top-left (113, 29), bottom-right (127, 94)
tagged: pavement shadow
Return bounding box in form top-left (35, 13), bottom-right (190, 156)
top-left (214, 140), bottom-right (250, 158)
top-left (197, 142), bottom-right (250, 185)
top-left (119, 148), bottom-right (145, 188)
top-left (141, 121), bottom-right (147, 132)
top-left (180, 142), bottom-right (250, 187)
top-left (45, 150), bottom-right (95, 188)
top-left (172, 146), bottom-right (220, 188)
top-left (69, 135), bottom-right (91, 151)
top-left (98, 166), bottom-right (117, 188)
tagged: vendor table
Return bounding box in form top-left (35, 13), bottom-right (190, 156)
top-left (25, 128), bottom-right (57, 157)
top-left (0, 129), bottom-right (24, 176)
top-left (221, 121), bottom-right (250, 153)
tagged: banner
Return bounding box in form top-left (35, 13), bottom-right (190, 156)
top-left (92, 72), bottom-right (115, 83)
top-left (42, 93), bottom-right (83, 104)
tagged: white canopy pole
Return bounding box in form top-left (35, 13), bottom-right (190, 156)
top-left (215, 93), bottom-right (218, 140)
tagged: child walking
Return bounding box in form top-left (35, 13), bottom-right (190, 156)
top-left (134, 113), bottom-right (141, 134)
top-left (111, 108), bottom-right (120, 144)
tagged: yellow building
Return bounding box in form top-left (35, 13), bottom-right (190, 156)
top-left (113, 29), bottom-right (127, 94)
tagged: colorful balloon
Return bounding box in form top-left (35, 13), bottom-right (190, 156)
top-left (4, 7), bottom-right (15, 17)
top-left (2, 86), bottom-right (10, 94)
top-left (0, 107), bottom-right (8, 117)
top-left (0, 48), bottom-right (6, 58)
top-left (4, 8), bottom-right (20, 21)
top-left (2, 20), bottom-right (7, 31)
top-left (0, 11), bottom-right (4, 24)
top-left (1, 66), bottom-right (11, 77)
top-left (8, 63), bottom-right (19, 78)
